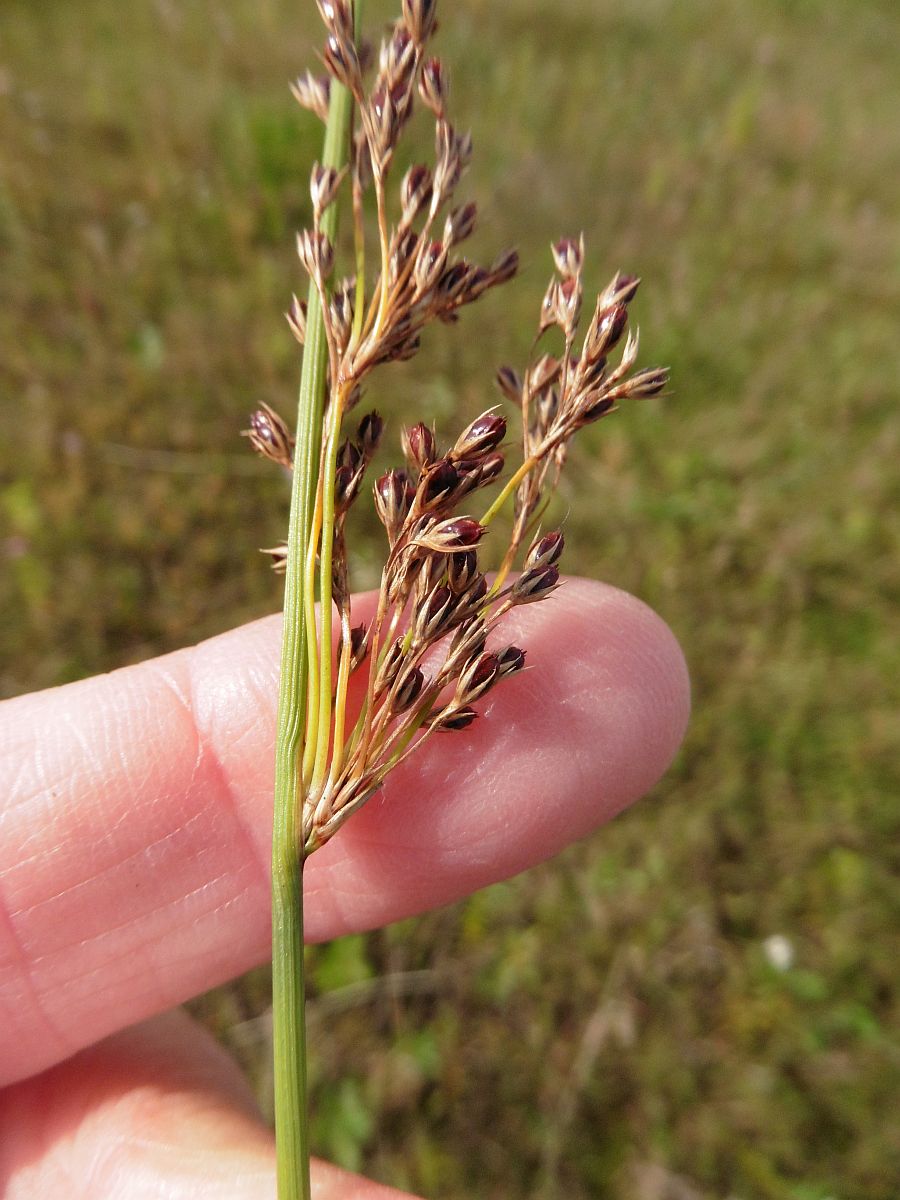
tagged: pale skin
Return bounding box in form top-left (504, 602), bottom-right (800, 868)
top-left (0, 578), bottom-right (689, 1199)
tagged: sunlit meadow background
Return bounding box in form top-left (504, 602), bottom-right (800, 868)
top-left (2, 0), bottom-right (899, 1196)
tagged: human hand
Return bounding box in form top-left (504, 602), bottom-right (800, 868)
top-left (0, 579), bottom-right (688, 1198)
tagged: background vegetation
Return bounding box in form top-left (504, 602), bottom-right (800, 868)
top-left (2, 0), bottom-right (898, 1196)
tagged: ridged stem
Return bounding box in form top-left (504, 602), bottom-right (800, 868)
top-left (271, 35), bottom-right (355, 1200)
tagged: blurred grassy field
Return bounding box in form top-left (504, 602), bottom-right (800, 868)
top-left (2, 0), bottom-right (899, 1196)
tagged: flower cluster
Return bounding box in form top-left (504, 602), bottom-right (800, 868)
top-left (244, 0), bottom-right (667, 854)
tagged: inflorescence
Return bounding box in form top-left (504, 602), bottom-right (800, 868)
top-left (245, 0), bottom-right (667, 855)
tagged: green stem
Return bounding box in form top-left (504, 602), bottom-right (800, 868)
top-left (271, 38), bottom-right (355, 1200)
top-left (479, 453), bottom-right (536, 528)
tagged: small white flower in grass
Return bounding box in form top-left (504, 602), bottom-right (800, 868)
top-left (763, 934), bottom-right (794, 971)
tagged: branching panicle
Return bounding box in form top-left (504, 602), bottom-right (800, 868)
top-left (253, 0), bottom-right (668, 864)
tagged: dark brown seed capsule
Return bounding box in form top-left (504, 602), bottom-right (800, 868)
top-left (586, 302), bottom-right (628, 362)
top-left (448, 616), bottom-right (487, 664)
top-left (374, 469), bottom-right (413, 538)
top-left (489, 248), bottom-right (519, 285)
top-left (296, 228), bottom-right (334, 279)
top-left (447, 550), bottom-right (478, 593)
top-left (436, 261), bottom-right (471, 302)
top-left (555, 276), bottom-right (582, 330)
top-left (401, 163), bottom-right (433, 220)
top-left (580, 394), bottom-right (616, 423)
top-left (454, 456), bottom-right (497, 497)
top-left (402, 422), bottom-right (437, 473)
top-left (310, 162), bottom-right (343, 215)
top-left (323, 32), bottom-right (362, 91)
top-left (609, 272), bottom-right (640, 305)
top-left (357, 411), bottom-right (383, 457)
top-left (418, 458), bottom-right (460, 507)
top-left (415, 239), bottom-right (447, 293)
top-left (512, 564), bottom-right (560, 604)
top-left (243, 403), bottom-right (294, 468)
top-left (458, 652), bottom-right (499, 703)
top-left (394, 665), bottom-right (425, 712)
top-left (444, 201), bottom-right (477, 246)
top-left (496, 646), bottom-right (527, 678)
top-left (386, 24), bottom-right (414, 78)
top-left (580, 354), bottom-right (608, 388)
top-left (335, 463), bottom-right (359, 510)
top-left (349, 623), bottom-right (369, 669)
top-left (415, 584), bottom-right (454, 642)
top-left (552, 236), bottom-right (583, 279)
top-left (471, 450), bottom-right (505, 486)
top-left (338, 439), bottom-right (362, 472)
top-left (316, 0), bottom-right (352, 35)
top-left (419, 56), bottom-right (446, 115)
top-left (375, 637), bottom-right (405, 695)
top-left (413, 517), bottom-right (485, 552)
top-left (494, 365), bottom-right (522, 404)
top-left (431, 706), bottom-right (478, 732)
top-left (525, 530), bottom-right (564, 570)
top-left (402, 0), bottom-right (438, 44)
top-left (452, 411), bottom-right (506, 460)
top-left (626, 367), bottom-right (669, 397)
top-left (456, 572), bottom-right (487, 613)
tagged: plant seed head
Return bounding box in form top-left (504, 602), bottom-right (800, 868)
top-left (402, 0), bottom-right (438, 45)
top-left (285, 294), bottom-right (307, 344)
top-left (525, 529), bottom-right (564, 570)
top-left (413, 516), bottom-right (484, 552)
top-left (431, 705), bottom-right (478, 732)
top-left (243, 403), bottom-right (294, 468)
top-left (604, 271), bottom-right (641, 306)
top-left (374, 469), bottom-right (414, 539)
top-left (489, 248), bottom-right (519, 286)
top-left (289, 71), bottom-right (330, 122)
top-left (394, 664), bottom-right (426, 712)
top-left (358, 410), bottom-right (384, 457)
top-left (418, 457), bottom-right (460, 508)
top-left (458, 450), bottom-right (504, 490)
top-left (512, 563), bottom-right (560, 604)
top-left (457, 651), bottom-right (499, 703)
top-left (552, 235), bottom-right (584, 279)
top-left (296, 228), bottom-right (334, 281)
top-left (323, 31), bottom-right (362, 93)
top-left (415, 583), bottom-right (455, 642)
top-left (579, 393), bottom-right (616, 424)
top-left (403, 422), bottom-right (437, 473)
top-left (444, 201), bottom-right (478, 247)
top-left (310, 161), bottom-right (345, 217)
top-left (452, 410), bottom-right (506, 459)
top-left (447, 549), bottom-right (478, 593)
top-left (585, 301), bottom-right (628, 363)
top-left (495, 365), bottom-right (522, 404)
top-left (419, 56), bottom-right (447, 117)
top-left (496, 646), bottom-right (527, 678)
top-left (401, 164), bottom-right (434, 222)
top-left (349, 623), bottom-right (369, 670)
top-left (623, 366), bottom-right (669, 398)
top-left (375, 637), bottom-right (406, 695)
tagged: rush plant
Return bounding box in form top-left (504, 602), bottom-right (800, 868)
top-left (243, 2), bottom-right (668, 1195)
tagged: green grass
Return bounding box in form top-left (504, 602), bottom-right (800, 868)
top-left (2, 0), bottom-right (899, 1196)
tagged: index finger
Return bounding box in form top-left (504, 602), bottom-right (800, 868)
top-left (0, 579), bottom-right (689, 1085)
